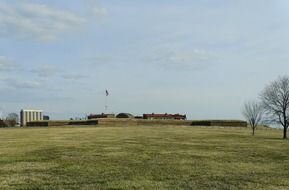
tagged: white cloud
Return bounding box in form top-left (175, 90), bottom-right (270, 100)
top-left (0, 1), bottom-right (90, 40)
top-left (91, 6), bottom-right (107, 16)
top-left (0, 56), bottom-right (14, 71)
top-left (147, 48), bottom-right (218, 71)
top-left (86, 0), bottom-right (108, 17)
top-left (87, 55), bottom-right (113, 65)
top-left (4, 78), bottom-right (42, 89)
top-left (62, 74), bottom-right (89, 80)
top-left (30, 66), bottom-right (60, 77)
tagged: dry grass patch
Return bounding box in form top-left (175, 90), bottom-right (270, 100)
top-left (0, 126), bottom-right (288, 189)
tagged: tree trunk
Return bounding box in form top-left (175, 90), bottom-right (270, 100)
top-left (252, 127), bottom-right (255, 136)
top-left (283, 126), bottom-right (287, 139)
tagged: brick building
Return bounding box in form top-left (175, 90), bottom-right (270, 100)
top-left (143, 113), bottom-right (186, 120)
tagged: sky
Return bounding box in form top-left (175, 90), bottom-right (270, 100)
top-left (1, 0), bottom-right (289, 120)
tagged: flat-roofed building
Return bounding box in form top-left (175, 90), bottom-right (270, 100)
top-left (20, 109), bottom-right (43, 126)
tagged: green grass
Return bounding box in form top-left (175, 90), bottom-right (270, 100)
top-left (0, 126), bottom-right (288, 190)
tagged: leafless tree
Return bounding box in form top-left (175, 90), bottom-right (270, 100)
top-left (6, 113), bottom-right (19, 127)
top-left (6, 113), bottom-right (19, 123)
top-left (242, 101), bottom-right (263, 136)
top-left (260, 76), bottom-right (289, 139)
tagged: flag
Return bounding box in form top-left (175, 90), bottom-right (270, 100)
top-left (106, 90), bottom-right (109, 96)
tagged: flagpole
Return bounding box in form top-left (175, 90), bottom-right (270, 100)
top-left (105, 95), bottom-right (108, 113)
top-left (105, 90), bottom-right (109, 113)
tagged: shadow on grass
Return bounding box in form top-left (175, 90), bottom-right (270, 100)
top-left (255, 136), bottom-right (288, 141)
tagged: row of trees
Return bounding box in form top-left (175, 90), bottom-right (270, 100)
top-left (243, 76), bottom-right (289, 139)
top-left (0, 113), bottom-right (19, 127)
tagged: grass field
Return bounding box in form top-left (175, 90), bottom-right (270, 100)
top-left (0, 126), bottom-right (288, 190)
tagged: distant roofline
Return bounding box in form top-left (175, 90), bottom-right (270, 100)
top-left (21, 109), bottom-right (43, 112)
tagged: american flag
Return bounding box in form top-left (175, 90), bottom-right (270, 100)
top-left (106, 90), bottom-right (109, 96)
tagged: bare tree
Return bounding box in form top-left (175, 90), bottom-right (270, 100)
top-left (260, 76), bottom-right (289, 139)
top-left (6, 113), bottom-right (19, 127)
top-left (6, 113), bottom-right (19, 123)
top-left (242, 101), bottom-right (263, 136)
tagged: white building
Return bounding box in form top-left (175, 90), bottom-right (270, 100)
top-left (20, 109), bottom-right (43, 126)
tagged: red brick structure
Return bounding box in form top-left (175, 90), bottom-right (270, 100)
top-left (87, 113), bottom-right (115, 119)
top-left (0, 119), bottom-right (6, 127)
top-left (143, 113), bottom-right (186, 120)
top-left (0, 119), bottom-right (16, 127)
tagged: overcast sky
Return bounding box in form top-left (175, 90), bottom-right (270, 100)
top-left (1, 0), bottom-right (289, 120)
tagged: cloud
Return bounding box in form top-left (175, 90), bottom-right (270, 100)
top-left (62, 74), bottom-right (89, 80)
top-left (87, 55), bottom-right (113, 65)
top-left (0, 56), bottom-right (14, 71)
top-left (147, 48), bottom-right (218, 71)
top-left (86, 0), bottom-right (108, 17)
top-left (0, 1), bottom-right (94, 40)
top-left (30, 66), bottom-right (60, 77)
top-left (91, 6), bottom-right (107, 16)
top-left (4, 78), bottom-right (42, 89)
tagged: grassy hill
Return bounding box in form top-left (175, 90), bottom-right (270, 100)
top-left (0, 126), bottom-right (288, 190)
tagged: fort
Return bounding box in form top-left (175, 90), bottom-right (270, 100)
top-left (26, 117), bottom-right (247, 128)
top-left (17, 110), bottom-right (247, 128)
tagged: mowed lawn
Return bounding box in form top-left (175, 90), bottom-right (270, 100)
top-left (0, 126), bottom-right (288, 190)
